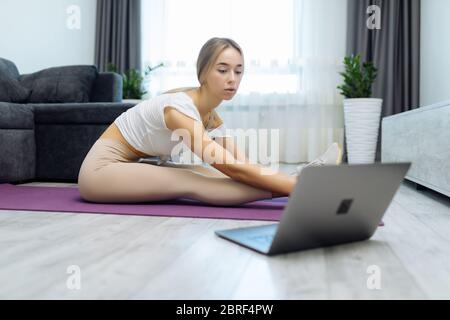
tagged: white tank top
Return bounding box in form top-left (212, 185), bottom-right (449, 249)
top-left (114, 91), bottom-right (229, 157)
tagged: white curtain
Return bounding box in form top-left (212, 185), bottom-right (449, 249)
top-left (141, 0), bottom-right (347, 163)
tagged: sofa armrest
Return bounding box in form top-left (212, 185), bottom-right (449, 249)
top-left (90, 72), bottom-right (123, 103)
top-left (0, 102), bottom-right (36, 183)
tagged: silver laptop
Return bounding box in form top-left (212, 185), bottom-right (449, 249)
top-left (215, 163), bottom-right (411, 256)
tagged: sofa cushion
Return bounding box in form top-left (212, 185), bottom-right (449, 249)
top-left (34, 124), bottom-right (108, 180)
top-left (90, 72), bottom-right (123, 102)
top-left (0, 102), bottom-right (34, 129)
top-left (0, 76), bottom-right (32, 103)
top-left (0, 58), bottom-right (31, 103)
top-left (19, 65), bottom-right (98, 103)
top-left (0, 58), bottom-right (20, 79)
top-left (31, 102), bottom-right (136, 124)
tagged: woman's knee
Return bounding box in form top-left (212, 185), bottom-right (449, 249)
top-left (77, 177), bottom-right (99, 202)
top-left (77, 167), bottom-right (104, 202)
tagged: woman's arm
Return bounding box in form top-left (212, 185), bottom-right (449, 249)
top-left (208, 111), bottom-right (247, 163)
top-left (211, 112), bottom-right (294, 197)
top-left (214, 136), bottom-right (293, 197)
top-left (164, 107), bottom-right (297, 196)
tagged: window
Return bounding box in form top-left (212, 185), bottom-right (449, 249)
top-left (141, 0), bottom-right (300, 96)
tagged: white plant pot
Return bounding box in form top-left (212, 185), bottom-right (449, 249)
top-left (343, 98), bottom-right (383, 164)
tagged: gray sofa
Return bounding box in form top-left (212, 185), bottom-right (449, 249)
top-left (382, 101), bottom-right (450, 197)
top-left (0, 57), bottom-right (136, 184)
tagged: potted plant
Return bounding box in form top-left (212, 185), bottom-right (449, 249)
top-left (107, 62), bottom-right (164, 101)
top-left (337, 54), bottom-right (382, 164)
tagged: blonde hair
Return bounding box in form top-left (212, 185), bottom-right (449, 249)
top-left (163, 37), bottom-right (243, 94)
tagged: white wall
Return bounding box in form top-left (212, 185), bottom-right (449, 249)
top-left (420, 0), bottom-right (450, 106)
top-left (0, 0), bottom-right (96, 74)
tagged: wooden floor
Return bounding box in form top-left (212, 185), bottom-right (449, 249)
top-left (1, 164), bottom-right (450, 299)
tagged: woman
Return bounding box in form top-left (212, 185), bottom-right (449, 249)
top-left (78, 37), bottom-right (341, 206)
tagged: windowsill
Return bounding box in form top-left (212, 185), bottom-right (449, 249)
top-left (123, 99), bottom-right (143, 104)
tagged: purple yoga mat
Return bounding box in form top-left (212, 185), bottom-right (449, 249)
top-left (0, 183), bottom-right (286, 221)
top-left (0, 183), bottom-right (385, 225)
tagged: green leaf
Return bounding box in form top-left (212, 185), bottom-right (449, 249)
top-left (337, 54), bottom-right (378, 99)
top-left (111, 63), bottom-right (165, 99)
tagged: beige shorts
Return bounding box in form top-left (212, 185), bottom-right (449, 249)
top-left (77, 138), bottom-right (145, 201)
top-left (77, 138), bottom-right (197, 203)
top-left (79, 138), bottom-right (141, 171)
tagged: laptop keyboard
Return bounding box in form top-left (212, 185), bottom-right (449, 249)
top-left (249, 234), bottom-right (274, 244)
